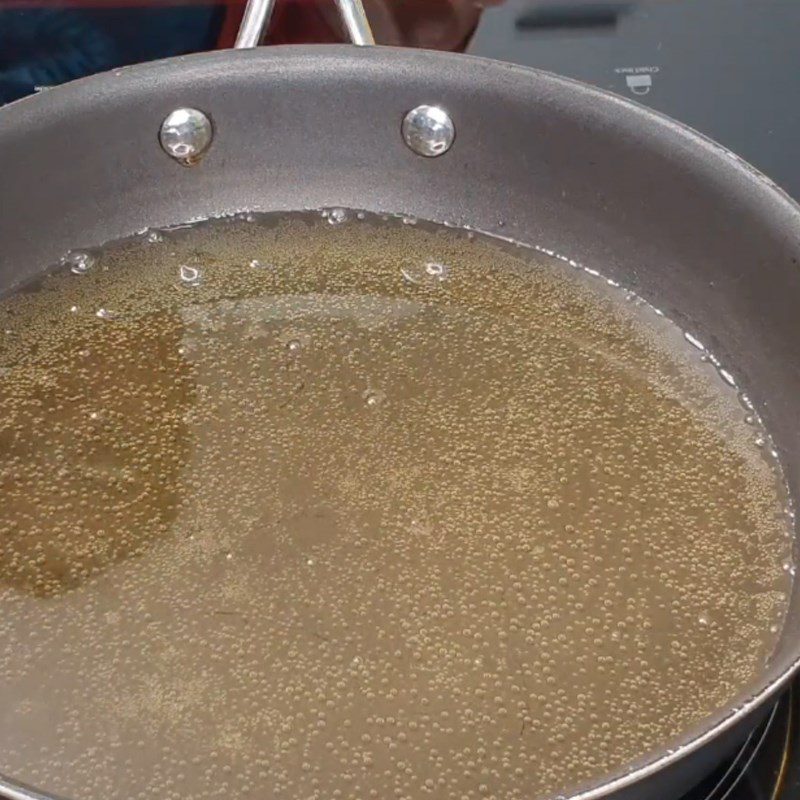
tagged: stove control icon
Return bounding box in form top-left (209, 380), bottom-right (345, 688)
top-left (614, 66), bottom-right (660, 97)
top-left (626, 73), bottom-right (653, 95)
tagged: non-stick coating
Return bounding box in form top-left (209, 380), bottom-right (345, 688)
top-left (0, 46), bottom-right (798, 800)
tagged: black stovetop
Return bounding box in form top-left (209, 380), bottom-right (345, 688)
top-left (469, 0), bottom-right (800, 202)
top-left (0, 1), bottom-right (797, 797)
top-left (681, 688), bottom-right (795, 800)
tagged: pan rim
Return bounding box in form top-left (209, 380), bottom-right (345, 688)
top-left (0, 43), bottom-right (798, 800)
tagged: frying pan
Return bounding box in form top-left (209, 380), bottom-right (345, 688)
top-left (0, 1), bottom-right (799, 799)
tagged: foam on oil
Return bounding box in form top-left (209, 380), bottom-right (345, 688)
top-left (0, 211), bottom-right (793, 800)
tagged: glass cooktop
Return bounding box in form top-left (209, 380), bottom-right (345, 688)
top-left (468, 0), bottom-right (800, 202)
top-left (680, 688), bottom-right (795, 800)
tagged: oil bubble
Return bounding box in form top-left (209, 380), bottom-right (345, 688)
top-left (63, 251), bottom-right (94, 275)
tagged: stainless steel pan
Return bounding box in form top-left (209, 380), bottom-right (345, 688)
top-left (0, 2), bottom-right (798, 799)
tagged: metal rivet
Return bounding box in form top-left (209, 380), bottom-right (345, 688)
top-left (159, 108), bottom-right (213, 165)
top-left (401, 105), bottom-right (455, 158)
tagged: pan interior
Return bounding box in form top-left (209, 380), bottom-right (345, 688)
top-left (0, 210), bottom-right (794, 800)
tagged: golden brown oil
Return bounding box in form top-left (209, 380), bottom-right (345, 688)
top-left (0, 211), bottom-right (793, 800)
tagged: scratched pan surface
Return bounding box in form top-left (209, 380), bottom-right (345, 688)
top-left (0, 45), bottom-right (799, 800)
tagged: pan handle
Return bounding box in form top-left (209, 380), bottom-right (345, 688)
top-left (235, 0), bottom-right (376, 49)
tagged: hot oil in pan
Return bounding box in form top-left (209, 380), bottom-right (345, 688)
top-left (0, 211), bottom-right (794, 800)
